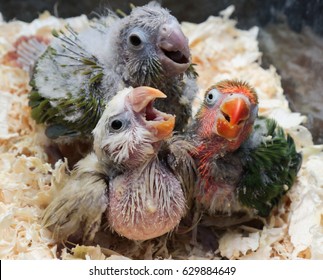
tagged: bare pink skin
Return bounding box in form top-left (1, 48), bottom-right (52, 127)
top-left (107, 159), bottom-right (186, 241)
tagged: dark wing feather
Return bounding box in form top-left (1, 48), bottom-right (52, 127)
top-left (237, 117), bottom-right (302, 216)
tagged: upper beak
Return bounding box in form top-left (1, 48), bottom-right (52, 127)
top-left (129, 86), bottom-right (166, 112)
top-left (215, 96), bottom-right (250, 140)
top-left (157, 21), bottom-right (190, 76)
top-left (129, 86), bottom-right (175, 140)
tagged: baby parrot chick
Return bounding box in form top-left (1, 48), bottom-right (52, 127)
top-left (42, 86), bottom-right (195, 242)
top-left (190, 80), bottom-right (301, 217)
top-left (29, 2), bottom-right (197, 144)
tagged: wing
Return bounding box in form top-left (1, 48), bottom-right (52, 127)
top-left (237, 117), bottom-right (302, 216)
top-left (29, 87), bottom-right (105, 139)
top-left (42, 153), bottom-right (109, 242)
top-left (161, 136), bottom-right (197, 207)
top-left (29, 26), bottom-right (107, 139)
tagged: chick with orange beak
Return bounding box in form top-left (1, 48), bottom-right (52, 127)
top-left (42, 86), bottom-right (195, 242)
top-left (190, 80), bottom-right (259, 214)
top-left (190, 80), bottom-right (301, 218)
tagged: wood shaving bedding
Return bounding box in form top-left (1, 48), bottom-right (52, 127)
top-left (0, 6), bottom-right (322, 260)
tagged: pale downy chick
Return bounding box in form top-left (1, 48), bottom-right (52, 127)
top-left (29, 1), bottom-right (197, 146)
top-left (42, 86), bottom-right (195, 242)
top-left (190, 80), bottom-right (301, 219)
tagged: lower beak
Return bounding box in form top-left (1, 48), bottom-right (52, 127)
top-left (151, 115), bottom-right (176, 140)
top-left (216, 119), bottom-right (244, 140)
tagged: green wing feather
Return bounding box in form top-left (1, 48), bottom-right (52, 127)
top-left (237, 117), bottom-right (302, 216)
top-left (29, 26), bottom-right (106, 139)
top-left (29, 89), bottom-right (105, 138)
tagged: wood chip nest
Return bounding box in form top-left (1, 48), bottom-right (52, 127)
top-left (0, 6), bottom-right (322, 260)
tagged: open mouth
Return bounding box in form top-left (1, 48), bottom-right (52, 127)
top-left (157, 23), bottom-right (191, 74)
top-left (215, 96), bottom-right (251, 141)
top-left (144, 101), bottom-right (165, 121)
top-left (161, 49), bottom-right (190, 64)
top-left (129, 87), bottom-right (175, 139)
top-left (140, 100), bottom-right (175, 140)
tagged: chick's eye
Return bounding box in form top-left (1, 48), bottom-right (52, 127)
top-left (111, 119), bottom-right (123, 130)
top-left (128, 31), bottom-right (145, 50)
top-left (207, 93), bottom-right (214, 101)
top-left (108, 112), bottom-right (130, 133)
top-left (129, 34), bottom-right (142, 46)
top-left (205, 88), bottom-right (221, 105)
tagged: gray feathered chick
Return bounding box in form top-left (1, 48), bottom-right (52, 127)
top-left (42, 86), bottom-right (195, 242)
top-left (29, 2), bottom-right (197, 145)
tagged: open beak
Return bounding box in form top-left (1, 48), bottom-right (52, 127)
top-left (215, 96), bottom-right (250, 140)
top-left (157, 22), bottom-right (190, 76)
top-left (129, 87), bottom-right (175, 140)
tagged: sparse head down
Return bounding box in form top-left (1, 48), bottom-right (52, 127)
top-left (93, 86), bottom-right (175, 167)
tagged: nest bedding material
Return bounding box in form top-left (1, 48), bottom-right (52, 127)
top-left (0, 6), bottom-right (323, 260)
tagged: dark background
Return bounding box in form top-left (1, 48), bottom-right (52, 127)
top-left (1, 0), bottom-right (323, 144)
top-left (1, 0), bottom-right (323, 35)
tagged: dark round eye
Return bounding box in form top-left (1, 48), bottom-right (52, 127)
top-left (207, 93), bottom-right (214, 101)
top-left (129, 34), bottom-right (142, 47)
top-left (108, 112), bottom-right (130, 133)
top-left (205, 88), bottom-right (221, 105)
top-left (110, 119), bottom-right (123, 131)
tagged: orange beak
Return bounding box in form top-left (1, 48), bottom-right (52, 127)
top-left (215, 97), bottom-right (250, 140)
top-left (129, 86), bottom-right (175, 140)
